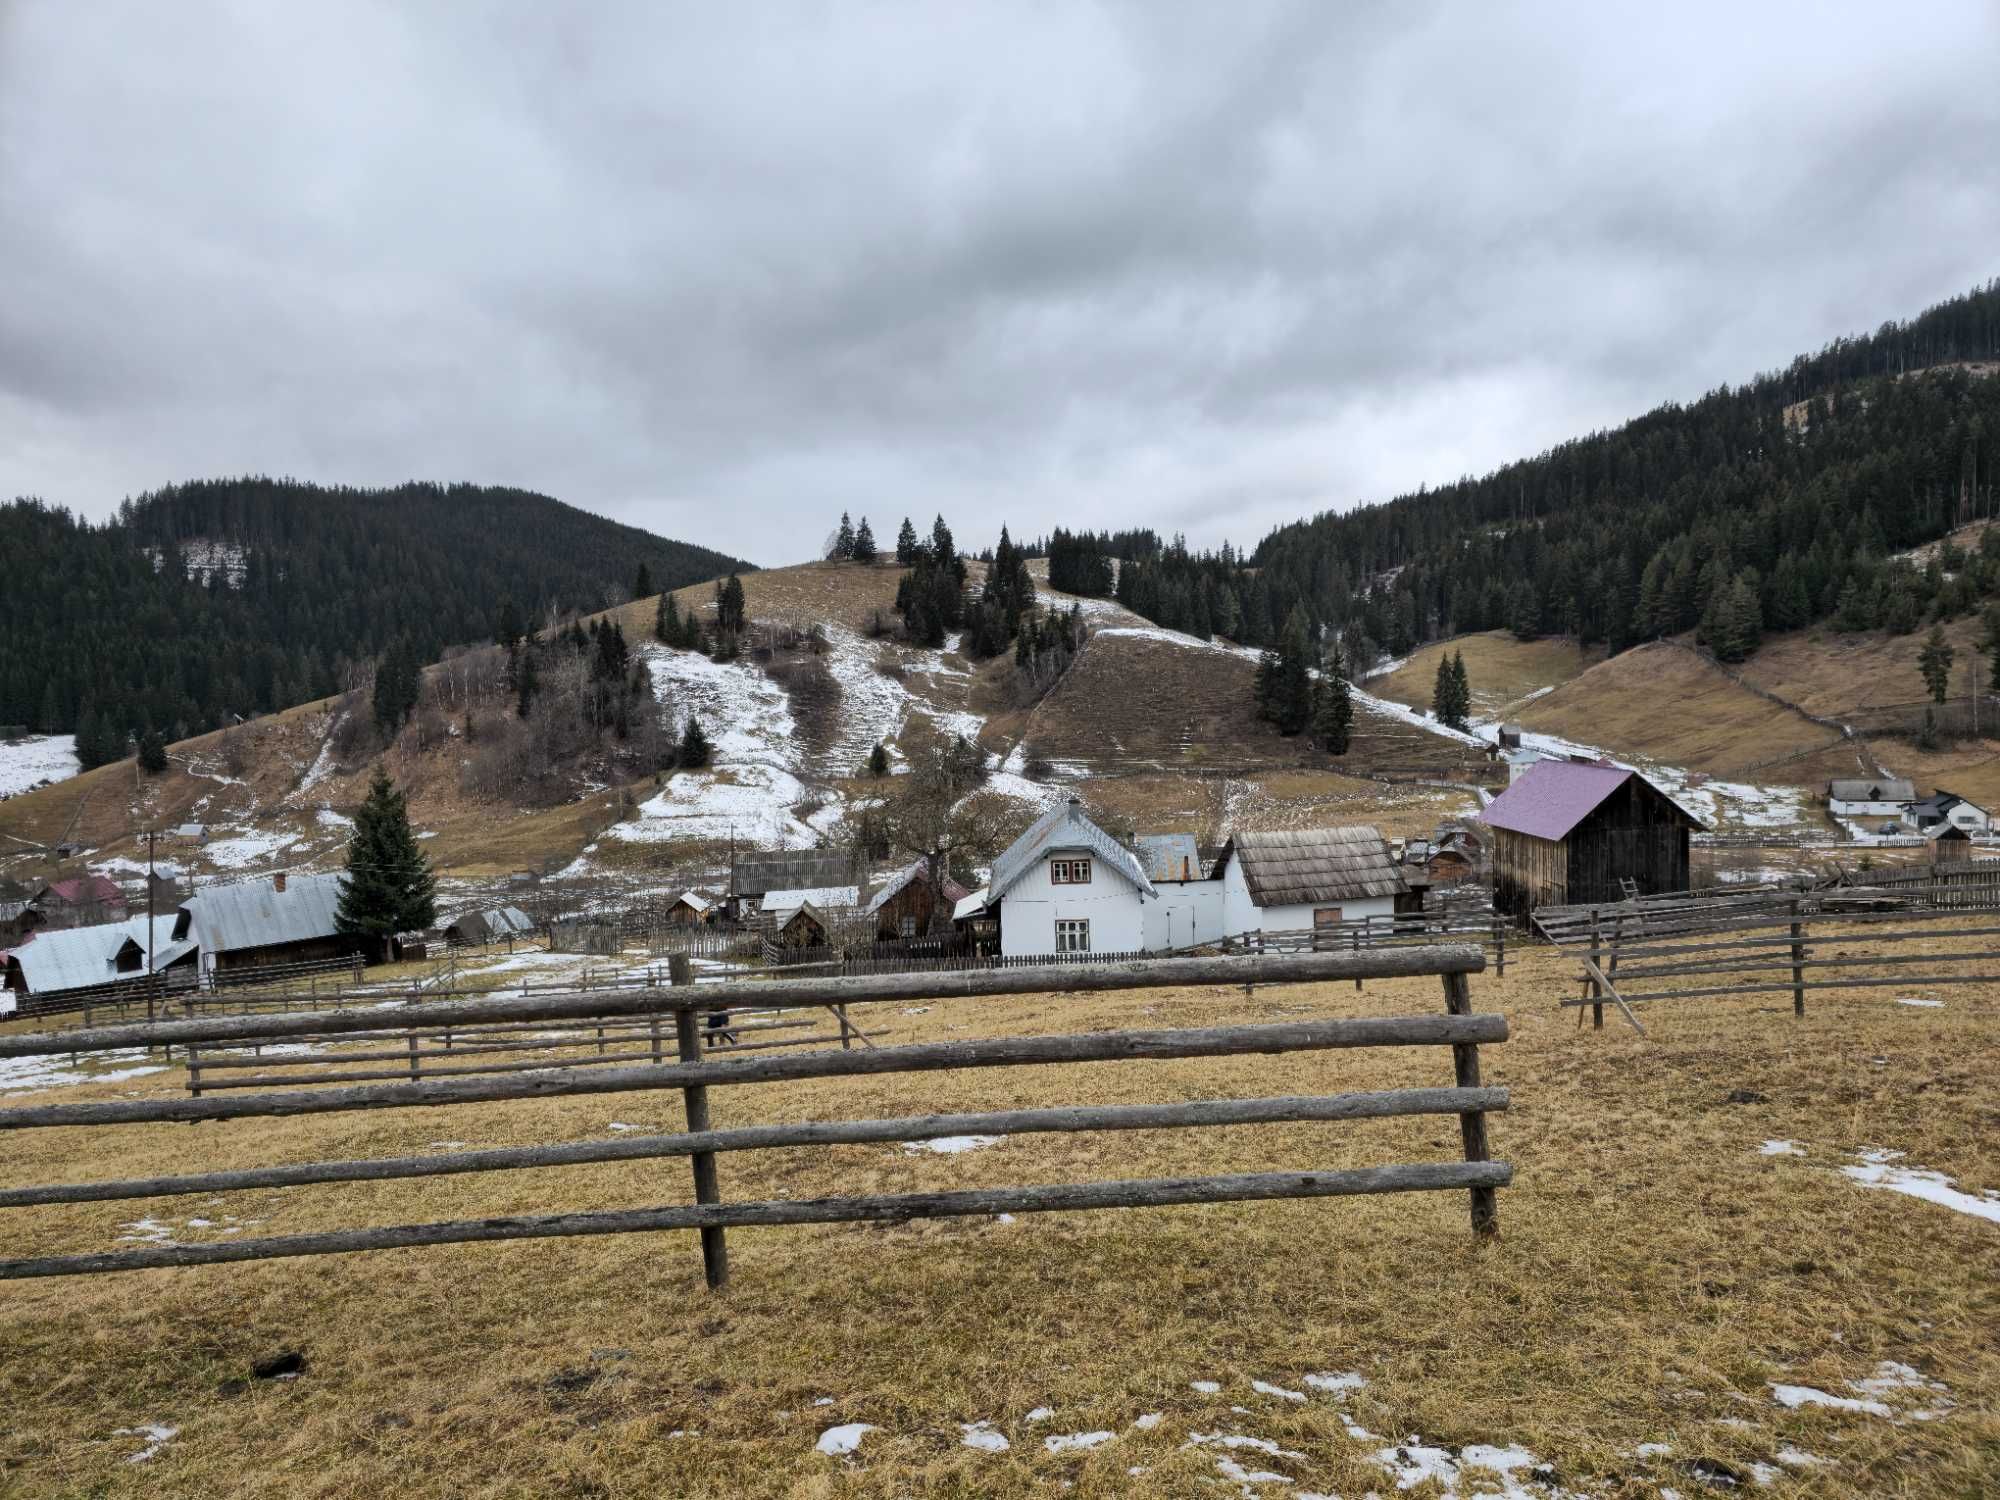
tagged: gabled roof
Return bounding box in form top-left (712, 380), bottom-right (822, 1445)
top-left (1828, 778), bottom-right (1915, 803)
top-left (761, 885), bottom-right (859, 918)
top-left (731, 849), bottom-right (861, 897)
top-left (1216, 826), bottom-right (1407, 906)
top-left (5, 916), bottom-right (194, 995)
top-left (989, 800), bottom-right (1155, 903)
top-left (1134, 833), bottom-right (1203, 883)
top-left (35, 875), bottom-right (125, 908)
top-left (865, 859), bottom-right (972, 915)
top-left (178, 872), bottom-right (346, 955)
top-left (953, 886), bottom-right (992, 922)
top-left (1480, 760), bottom-right (1703, 841)
top-left (668, 890), bottom-right (712, 913)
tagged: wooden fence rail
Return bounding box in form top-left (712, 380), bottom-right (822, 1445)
top-left (0, 946), bottom-right (1508, 1282)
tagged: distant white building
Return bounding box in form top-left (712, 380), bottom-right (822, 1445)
top-left (989, 800), bottom-right (1155, 957)
top-left (1828, 778), bottom-right (1916, 819)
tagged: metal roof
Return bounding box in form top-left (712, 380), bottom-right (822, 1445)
top-left (989, 800), bottom-right (1156, 903)
top-left (1217, 826), bottom-right (1407, 906)
top-left (953, 886), bottom-right (992, 922)
top-left (1134, 833), bottom-right (1202, 882)
top-left (1481, 760), bottom-right (1702, 841)
top-left (5, 916), bottom-right (195, 995)
top-left (179, 872), bottom-right (346, 955)
top-left (34, 875), bottom-right (125, 908)
top-left (865, 859), bottom-right (971, 915)
top-left (761, 885), bottom-right (859, 918)
top-left (1829, 778), bottom-right (1915, 803)
top-left (731, 850), bottom-right (861, 897)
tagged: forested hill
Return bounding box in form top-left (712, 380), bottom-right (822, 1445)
top-left (1111, 279), bottom-right (2000, 668)
top-left (0, 478), bottom-right (748, 751)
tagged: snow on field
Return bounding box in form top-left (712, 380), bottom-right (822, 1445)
top-left (202, 828), bottom-right (303, 869)
top-left (820, 625), bottom-right (916, 772)
top-left (112, 1421), bottom-right (179, 1465)
top-left (902, 1134), bottom-right (1000, 1155)
top-left (0, 734), bottom-right (79, 797)
top-left (1095, 625), bottom-right (1261, 664)
top-left (1842, 1148), bottom-right (2000, 1226)
top-left (316, 808), bottom-right (353, 829)
top-left (0, 1049), bottom-right (166, 1095)
top-left (814, 1422), bottom-right (876, 1456)
top-left (1770, 1362), bottom-right (1952, 1422)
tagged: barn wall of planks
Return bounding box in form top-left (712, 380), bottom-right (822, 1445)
top-left (0, 948), bottom-right (1510, 1284)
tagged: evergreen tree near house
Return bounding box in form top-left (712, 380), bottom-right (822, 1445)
top-left (895, 518), bottom-right (920, 565)
top-left (1918, 625), bottom-right (1956, 705)
top-left (633, 561), bottom-right (653, 600)
top-left (679, 715), bottom-right (713, 769)
top-left (832, 512), bottom-right (856, 560)
top-left (335, 769), bottom-right (437, 957)
top-left (1258, 606), bottom-right (1316, 735)
top-left (852, 517), bottom-right (878, 564)
top-left (1431, 650), bottom-right (1472, 731)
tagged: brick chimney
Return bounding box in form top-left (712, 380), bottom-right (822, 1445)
top-left (273, 872), bottom-right (287, 894)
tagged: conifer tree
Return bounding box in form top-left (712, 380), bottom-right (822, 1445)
top-left (633, 561), bottom-right (653, 600)
top-left (895, 517), bottom-right (920, 565)
top-left (679, 715), bottom-right (713, 769)
top-left (833, 512), bottom-right (856, 560)
top-left (852, 517), bottom-right (878, 564)
top-left (1270, 606), bottom-right (1315, 734)
top-left (1918, 624), bottom-right (1956, 705)
top-left (715, 573), bottom-right (747, 633)
top-left (656, 590), bottom-right (681, 643)
top-left (138, 729), bottom-right (169, 774)
top-left (335, 769), bottom-right (437, 958)
top-left (1431, 653), bottom-right (1461, 728)
top-left (867, 742), bottom-right (890, 777)
top-left (1315, 646), bottom-right (1353, 754)
top-left (515, 646), bottom-right (539, 718)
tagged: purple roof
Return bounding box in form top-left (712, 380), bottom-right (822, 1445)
top-left (1479, 761), bottom-right (1636, 841)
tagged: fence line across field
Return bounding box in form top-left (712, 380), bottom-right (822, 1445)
top-left (0, 946), bottom-right (1509, 1283)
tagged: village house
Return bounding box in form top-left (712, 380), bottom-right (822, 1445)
top-left (1827, 777), bottom-right (1916, 820)
top-left (1908, 788), bottom-right (1991, 834)
top-left (444, 907), bottom-right (537, 947)
top-left (663, 890), bottom-right (714, 926)
top-left (173, 871), bottom-right (353, 978)
top-left (865, 859), bottom-right (969, 940)
top-left (988, 800), bottom-right (1157, 957)
top-left (29, 875), bottom-right (129, 930)
top-left (774, 901), bottom-right (831, 948)
top-left (2, 915), bottom-right (198, 1014)
top-left (727, 849), bottom-right (864, 922)
top-left (1481, 759), bottom-right (1702, 916)
top-left (1212, 826), bottom-right (1408, 936)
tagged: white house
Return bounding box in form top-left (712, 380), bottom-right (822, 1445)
top-left (1136, 833), bottom-right (1224, 951)
top-left (990, 800), bottom-right (1155, 957)
top-left (1213, 827), bottom-right (1408, 936)
top-left (1909, 789), bottom-right (1991, 833)
top-left (1827, 778), bottom-right (1916, 819)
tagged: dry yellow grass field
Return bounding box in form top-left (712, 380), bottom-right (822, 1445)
top-left (1368, 633), bottom-right (1605, 720)
top-left (0, 937), bottom-right (1992, 1497)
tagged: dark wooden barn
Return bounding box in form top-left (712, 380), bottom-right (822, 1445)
top-left (1479, 760), bottom-right (1701, 916)
top-left (865, 860), bottom-right (970, 940)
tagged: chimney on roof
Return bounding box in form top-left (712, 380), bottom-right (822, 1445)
top-left (1067, 796), bottom-right (1082, 807)
top-left (273, 871), bottom-right (287, 894)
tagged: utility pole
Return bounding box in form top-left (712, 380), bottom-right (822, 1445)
top-left (144, 827), bottom-right (158, 1025)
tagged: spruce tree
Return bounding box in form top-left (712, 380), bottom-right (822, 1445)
top-left (852, 517), bottom-right (878, 564)
top-left (1273, 606), bottom-right (1315, 734)
top-left (633, 561), bottom-right (654, 600)
top-left (867, 742), bottom-right (890, 777)
top-left (138, 729), bottom-right (169, 774)
top-left (1315, 646), bottom-right (1353, 754)
top-left (895, 518), bottom-right (920, 565)
top-left (834, 512), bottom-right (856, 560)
top-left (679, 715), bottom-right (713, 769)
top-left (1431, 653), bottom-right (1460, 727)
top-left (1918, 625), bottom-right (1956, 704)
top-left (335, 769), bottom-right (438, 958)
top-left (656, 590), bottom-right (681, 643)
top-left (716, 573), bottom-right (747, 633)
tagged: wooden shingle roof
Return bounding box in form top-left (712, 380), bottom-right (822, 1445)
top-left (1219, 826), bottom-right (1407, 906)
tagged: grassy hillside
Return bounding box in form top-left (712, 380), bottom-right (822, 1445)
top-left (1, 943), bottom-right (1994, 1495)
top-left (1368, 633), bottom-right (1604, 720)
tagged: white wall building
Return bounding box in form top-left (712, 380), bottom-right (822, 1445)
top-left (1214, 827), bottom-right (1407, 936)
top-left (1827, 778), bottom-right (1916, 820)
top-left (990, 801), bottom-right (1154, 958)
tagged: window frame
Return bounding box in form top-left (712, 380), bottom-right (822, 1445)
top-left (1054, 918), bottom-right (1091, 953)
top-left (1050, 857), bottom-right (1093, 886)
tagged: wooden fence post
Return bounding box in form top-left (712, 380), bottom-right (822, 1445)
top-left (1494, 918), bottom-right (1506, 978)
top-left (1789, 899), bottom-right (1806, 1018)
top-left (1440, 970), bottom-right (1498, 1238)
top-left (186, 1044), bottom-right (202, 1099)
top-left (407, 1034), bottom-right (420, 1081)
top-left (1587, 908), bottom-right (1603, 1030)
top-left (670, 954), bottom-right (728, 1289)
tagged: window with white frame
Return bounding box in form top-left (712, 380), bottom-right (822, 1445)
top-left (1055, 918), bottom-right (1090, 953)
top-left (1050, 857), bottom-right (1093, 885)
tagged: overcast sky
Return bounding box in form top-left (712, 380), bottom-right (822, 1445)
top-left (3, 4), bottom-right (1997, 565)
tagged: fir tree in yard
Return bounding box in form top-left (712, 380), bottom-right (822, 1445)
top-left (633, 561), bottom-right (654, 600)
top-left (895, 517), bottom-right (920, 565)
top-left (679, 715), bottom-right (713, 769)
top-left (1918, 625), bottom-right (1956, 705)
top-left (1314, 646), bottom-right (1353, 755)
top-left (852, 517), bottom-right (878, 564)
top-left (335, 769), bottom-right (437, 959)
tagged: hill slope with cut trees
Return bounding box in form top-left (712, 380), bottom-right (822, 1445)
top-left (0, 478), bottom-right (750, 755)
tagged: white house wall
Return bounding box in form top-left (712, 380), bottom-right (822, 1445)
top-left (1219, 859), bottom-right (1397, 936)
top-left (1829, 799), bottom-right (1908, 818)
top-left (1143, 881), bottom-right (1225, 951)
top-left (998, 854), bottom-right (1147, 957)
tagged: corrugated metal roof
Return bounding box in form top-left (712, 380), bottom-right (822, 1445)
top-left (1134, 833), bottom-right (1202, 882)
top-left (35, 875), bottom-right (125, 908)
top-left (953, 886), bottom-right (992, 922)
top-left (1481, 760), bottom-right (1702, 841)
top-left (731, 850), bottom-right (860, 896)
top-left (179, 872), bottom-right (346, 955)
top-left (1218, 826), bottom-right (1407, 906)
top-left (761, 885), bottom-right (859, 918)
top-left (6, 916), bottom-right (194, 995)
top-left (990, 800), bottom-right (1155, 903)
top-left (1829, 778), bottom-right (1915, 803)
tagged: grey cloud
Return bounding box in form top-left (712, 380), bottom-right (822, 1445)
top-left (2, 2), bottom-right (1996, 562)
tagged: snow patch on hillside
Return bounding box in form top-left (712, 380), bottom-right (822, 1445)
top-left (0, 734), bottom-right (80, 797)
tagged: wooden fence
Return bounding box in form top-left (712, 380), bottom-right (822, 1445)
top-left (1562, 900), bottom-right (2000, 1035)
top-left (0, 948), bottom-right (1509, 1281)
top-left (1220, 914), bottom-right (1507, 975)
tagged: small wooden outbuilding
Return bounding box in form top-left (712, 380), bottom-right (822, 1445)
top-left (865, 860), bottom-right (970, 940)
top-left (775, 902), bottom-right (829, 948)
top-left (1480, 760), bottom-right (1701, 916)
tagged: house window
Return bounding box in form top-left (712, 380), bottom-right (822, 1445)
top-left (1312, 907), bottom-right (1344, 928)
top-left (1055, 918), bottom-right (1091, 953)
top-left (899, 915), bottom-right (917, 938)
top-left (1051, 858), bottom-right (1092, 885)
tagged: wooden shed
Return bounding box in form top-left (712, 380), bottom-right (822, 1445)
top-left (1479, 760), bottom-right (1701, 917)
top-left (865, 860), bottom-right (970, 940)
top-left (775, 902), bottom-right (829, 948)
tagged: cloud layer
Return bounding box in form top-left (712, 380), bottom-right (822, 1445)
top-left (3, 3), bottom-right (1996, 562)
